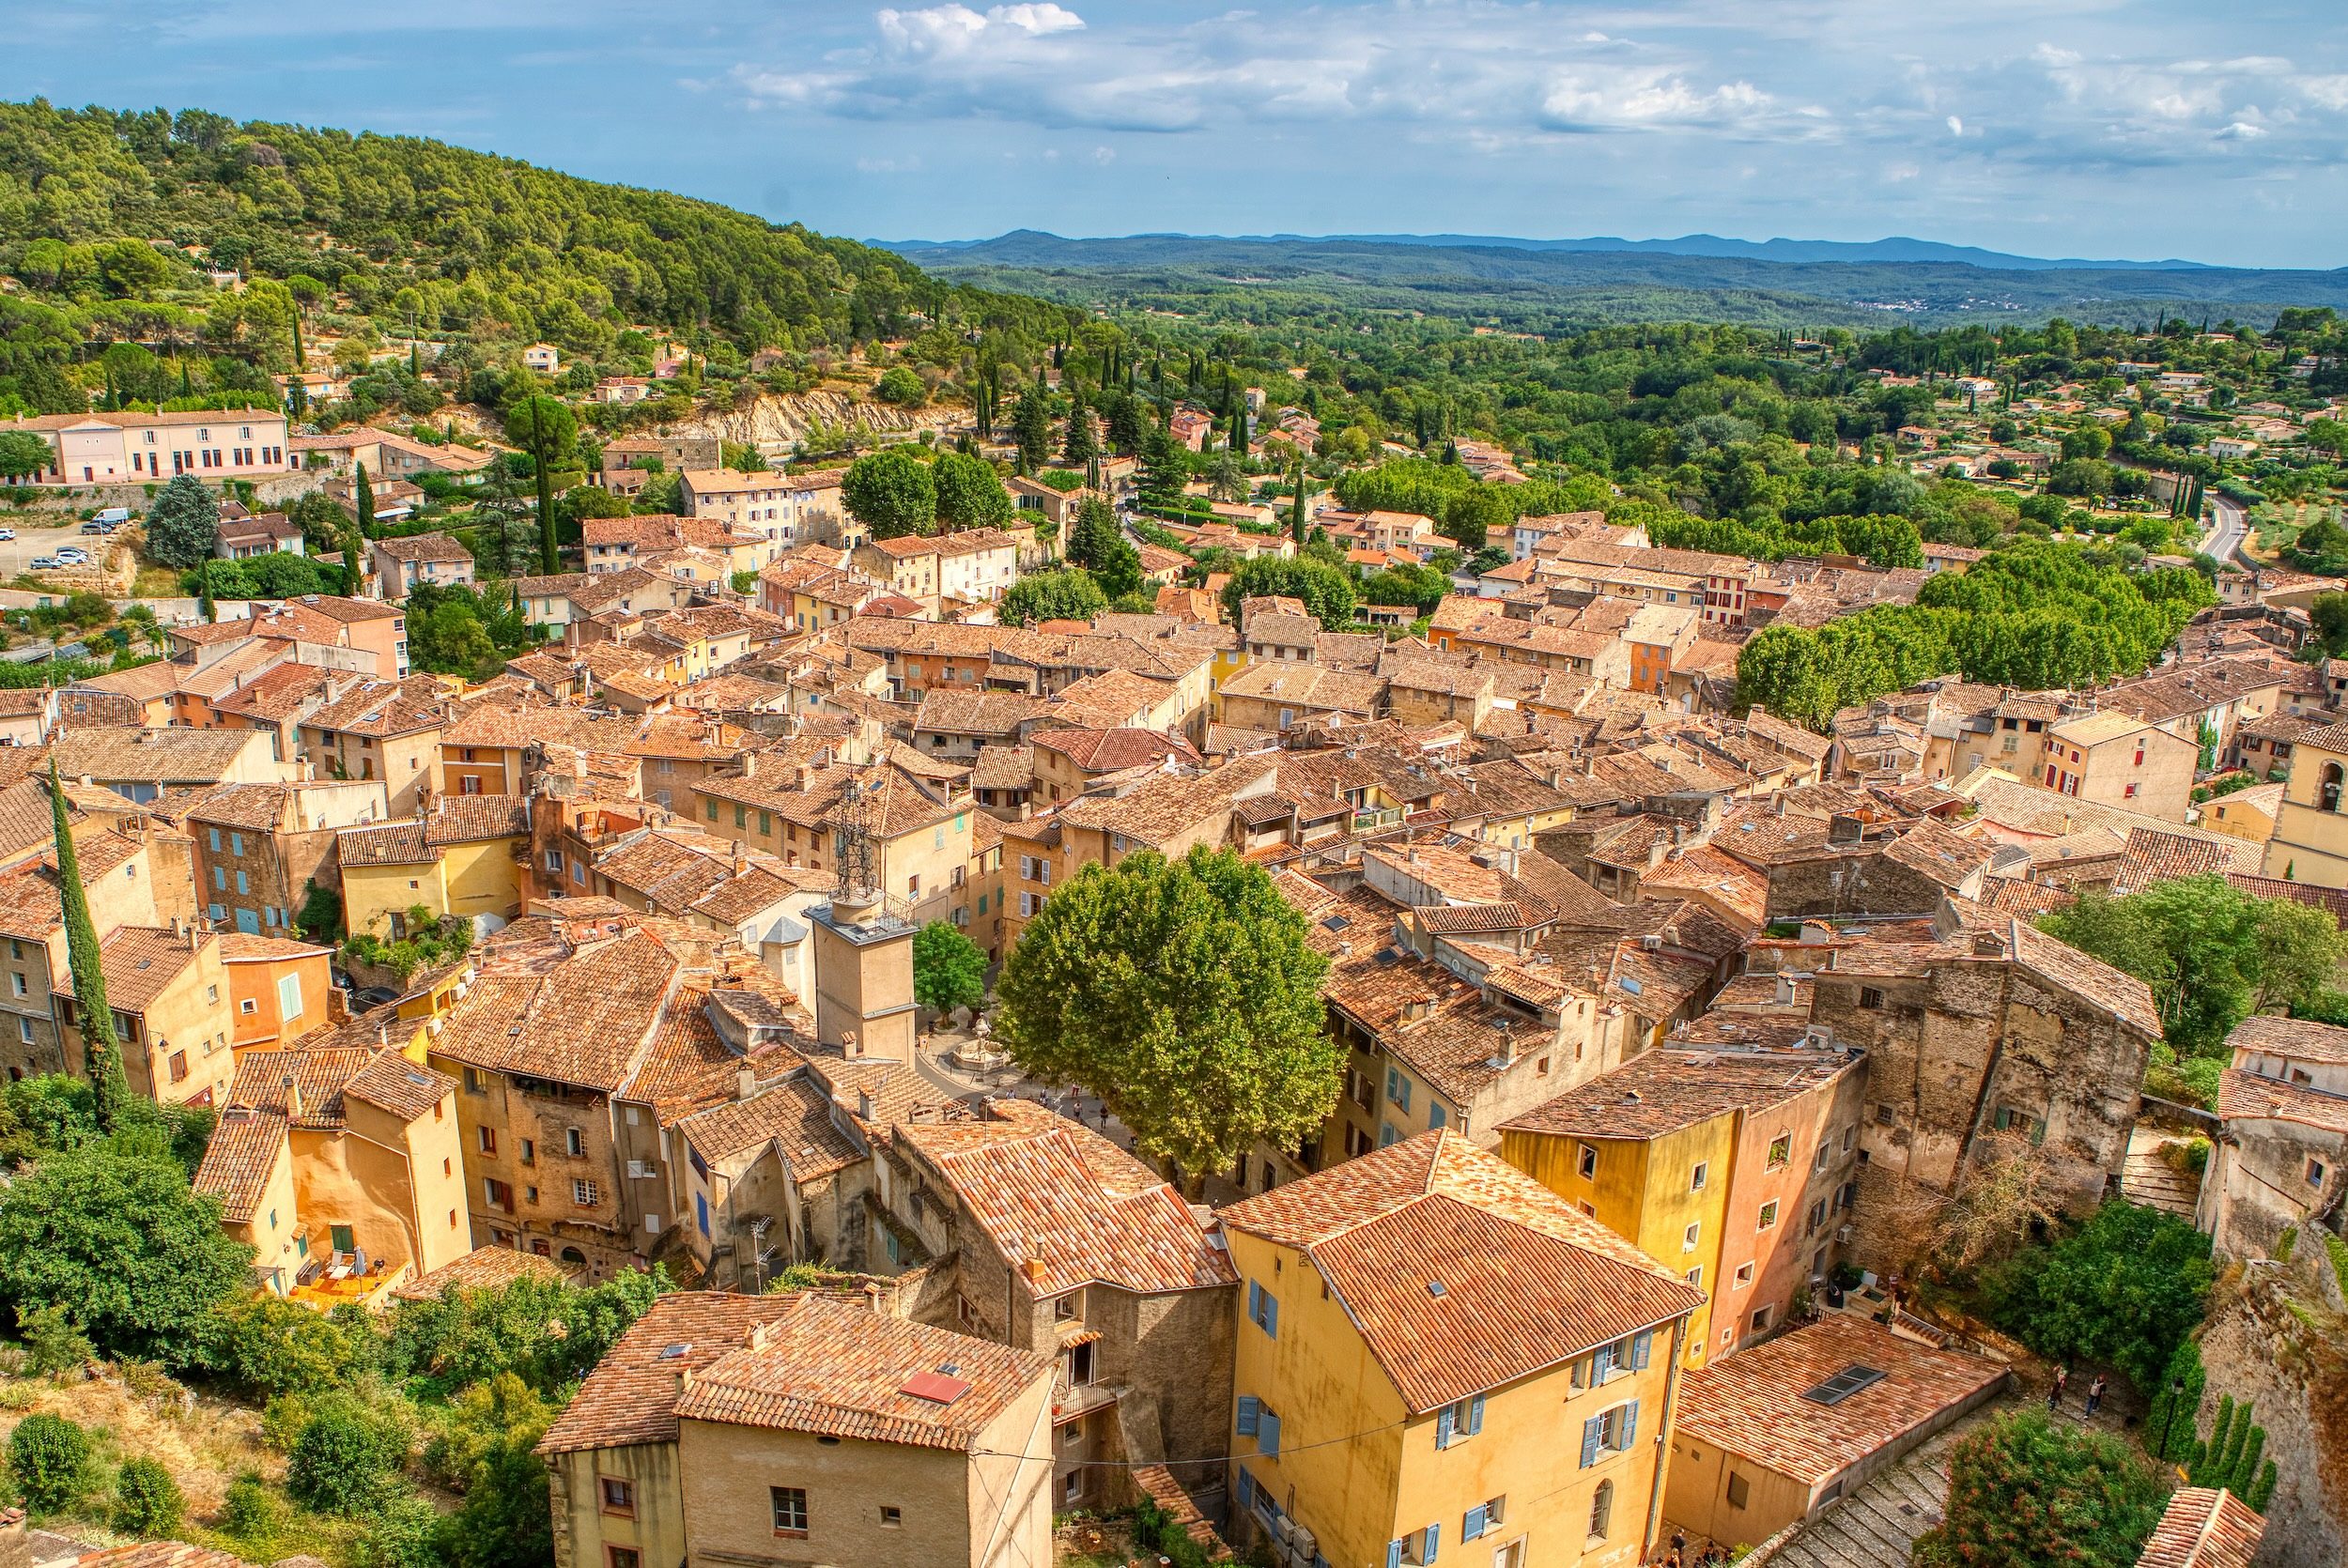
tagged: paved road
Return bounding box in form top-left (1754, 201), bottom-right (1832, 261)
top-left (2198, 493), bottom-right (2248, 564)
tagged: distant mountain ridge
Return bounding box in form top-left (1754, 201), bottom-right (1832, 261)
top-left (879, 229), bottom-right (2222, 272)
top-left (878, 230), bottom-right (2348, 330)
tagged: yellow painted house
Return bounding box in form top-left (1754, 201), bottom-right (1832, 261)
top-left (1216, 1130), bottom-right (1705, 1568)
top-left (1499, 1045), bottom-right (1864, 1369)
top-left (335, 796), bottom-right (530, 941)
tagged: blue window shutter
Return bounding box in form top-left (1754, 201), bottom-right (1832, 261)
top-left (1435, 1407), bottom-right (1456, 1448)
top-left (1259, 1410), bottom-right (1280, 1457)
top-left (1386, 1067), bottom-right (1399, 1100)
top-left (1264, 1294), bottom-right (1277, 1338)
top-left (1632, 1330), bottom-right (1653, 1370)
top-left (1462, 1504), bottom-right (1485, 1542)
top-left (1622, 1399), bottom-right (1640, 1450)
top-left (1237, 1396), bottom-right (1259, 1436)
top-left (1386, 1542), bottom-right (1404, 1568)
top-left (208, 828), bottom-right (220, 852)
top-left (1429, 1103), bottom-right (1446, 1130)
top-left (1236, 1469), bottom-right (1255, 1510)
top-left (1466, 1394), bottom-right (1484, 1435)
top-left (1581, 1414), bottom-right (1602, 1468)
top-left (1423, 1523), bottom-right (1439, 1563)
top-left (1248, 1281), bottom-right (1260, 1322)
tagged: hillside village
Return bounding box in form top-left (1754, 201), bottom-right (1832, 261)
top-left (5, 100), bottom-right (2348, 1568)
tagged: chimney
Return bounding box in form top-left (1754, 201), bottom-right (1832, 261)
top-left (842, 1028), bottom-right (861, 1061)
top-left (857, 1087), bottom-right (874, 1119)
top-left (283, 1074), bottom-right (302, 1121)
top-left (1828, 812), bottom-right (1863, 846)
top-left (1022, 1254), bottom-right (1048, 1285)
top-left (742, 751), bottom-right (757, 778)
top-left (1775, 974), bottom-right (1795, 1006)
top-left (737, 1064), bottom-right (756, 1101)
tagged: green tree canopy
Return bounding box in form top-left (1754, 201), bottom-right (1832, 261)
top-left (999, 568), bottom-right (1108, 627)
top-left (1981, 1199), bottom-right (2216, 1394)
top-left (1219, 555), bottom-right (1357, 629)
top-left (932, 451), bottom-right (1012, 531)
top-left (913, 920), bottom-right (988, 1015)
top-left (995, 846), bottom-right (1336, 1185)
top-left (873, 366), bottom-right (926, 406)
top-left (842, 449), bottom-right (936, 541)
top-left (144, 474), bottom-right (222, 567)
top-left (1912, 1411), bottom-right (2162, 1568)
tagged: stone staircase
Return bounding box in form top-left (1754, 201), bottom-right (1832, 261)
top-left (2120, 1123), bottom-right (2203, 1220)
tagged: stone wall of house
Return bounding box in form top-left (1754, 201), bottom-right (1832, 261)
top-left (1757, 850), bottom-right (1953, 921)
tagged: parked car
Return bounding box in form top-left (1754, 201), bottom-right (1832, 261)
top-left (54, 548), bottom-right (89, 564)
top-left (350, 986), bottom-right (401, 1012)
top-left (91, 507), bottom-right (131, 527)
top-left (0, 529), bottom-right (16, 542)
top-left (78, 522), bottom-right (105, 535)
top-left (28, 558), bottom-right (60, 571)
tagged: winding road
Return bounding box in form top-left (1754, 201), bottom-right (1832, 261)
top-left (2198, 492), bottom-right (2248, 565)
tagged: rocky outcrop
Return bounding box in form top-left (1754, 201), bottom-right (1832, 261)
top-left (672, 390), bottom-right (964, 456)
top-left (2196, 1261), bottom-right (2348, 1567)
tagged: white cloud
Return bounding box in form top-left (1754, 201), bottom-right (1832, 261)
top-left (2213, 120), bottom-right (2268, 140)
top-left (1946, 114), bottom-right (1962, 135)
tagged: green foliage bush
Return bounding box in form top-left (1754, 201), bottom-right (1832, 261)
top-left (111, 1455), bottom-right (183, 1538)
top-left (1980, 1200), bottom-right (2215, 1394)
top-left (286, 1396), bottom-right (411, 1516)
top-left (1912, 1411), bottom-right (2162, 1568)
top-left (8, 1412), bottom-right (89, 1514)
top-left (912, 920), bottom-right (988, 1015)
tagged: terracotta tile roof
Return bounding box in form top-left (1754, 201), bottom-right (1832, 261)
top-left (536, 1292), bottom-right (800, 1453)
top-left (2136, 1487), bottom-right (2265, 1568)
top-left (2114, 826), bottom-right (2259, 890)
top-left (539, 1291), bottom-right (1047, 1455)
top-left (374, 531), bottom-right (473, 564)
top-left (1028, 727), bottom-right (1201, 773)
top-left (191, 1105), bottom-right (288, 1223)
top-left (74, 1545), bottom-right (249, 1568)
top-left (1218, 1130), bottom-right (1704, 1412)
top-left (334, 820), bottom-right (430, 866)
top-left (1674, 1317), bottom-right (2010, 1486)
top-left (345, 1052), bottom-right (457, 1121)
top-left (896, 1101), bottom-right (1233, 1296)
top-left (301, 677), bottom-right (448, 737)
top-left (622, 987), bottom-right (748, 1125)
top-left (1216, 660), bottom-right (1383, 715)
top-left (1638, 844), bottom-right (1769, 925)
top-left (2217, 1067), bottom-right (2348, 1134)
top-left (676, 1075), bottom-right (862, 1177)
top-left (50, 727), bottom-right (260, 785)
top-left (430, 928), bottom-right (684, 1093)
top-left (1500, 1047), bottom-right (1860, 1141)
top-left (2226, 1012), bottom-right (2348, 1066)
top-left (671, 1293), bottom-right (1048, 1451)
top-left (394, 1245), bottom-right (576, 1300)
top-left (1056, 757), bottom-right (1276, 847)
top-left (209, 661), bottom-right (332, 724)
top-left (215, 932), bottom-right (332, 965)
top-left (98, 926), bottom-right (208, 1013)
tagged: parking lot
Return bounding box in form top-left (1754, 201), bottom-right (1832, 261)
top-left (0, 515), bottom-right (126, 580)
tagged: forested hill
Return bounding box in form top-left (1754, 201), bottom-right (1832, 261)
top-left (0, 100), bottom-right (1075, 407)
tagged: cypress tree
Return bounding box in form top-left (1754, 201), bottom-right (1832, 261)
top-left (340, 530), bottom-right (362, 597)
top-left (352, 461), bottom-right (375, 542)
top-left (50, 761), bottom-right (130, 1132)
top-left (196, 561), bottom-right (216, 624)
top-left (1290, 456), bottom-right (1306, 543)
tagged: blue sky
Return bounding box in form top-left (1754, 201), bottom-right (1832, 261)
top-left (10, 1), bottom-right (2348, 268)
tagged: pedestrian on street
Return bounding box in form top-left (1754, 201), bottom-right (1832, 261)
top-left (2047, 1365), bottom-right (2069, 1411)
top-left (2085, 1374), bottom-right (2107, 1417)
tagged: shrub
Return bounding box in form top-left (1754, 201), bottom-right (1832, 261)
top-left (286, 1400), bottom-right (409, 1516)
top-left (1981, 1199), bottom-right (2214, 1393)
top-left (19, 1304), bottom-right (93, 1376)
top-left (8, 1412), bottom-right (90, 1514)
top-left (111, 1456), bottom-right (183, 1537)
top-left (221, 1471), bottom-right (284, 1545)
top-left (1912, 1411), bottom-right (2161, 1568)
top-left (217, 1293), bottom-right (366, 1397)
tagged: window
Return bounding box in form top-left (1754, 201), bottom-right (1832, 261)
top-left (1235, 1395), bottom-right (1280, 1456)
top-left (1859, 986), bottom-right (1884, 1009)
top-left (2309, 1158), bottom-right (2328, 1187)
top-left (1733, 1262), bottom-right (1754, 1288)
top-left (520, 1139), bottom-right (536, 1164)
top-left (1766, 1133), bottom-right (1792, 1168)
top-left (1587, 1479), bottom-right (1614, 1541)
top-left (608, 1550), bottom-right (640, 1568)
top-left (331, 1223), bottom-right (355, 1254)
top-left (17, 1019), bottom-right (30, 1044)
top-left (1686, 1266), bottom-right (1703, 1288)
top-left (573, 1179), bottom-right (600, 1206)
top-left (1751, 1304), bottom-right (1774, 1332)
top-left (1385, 1067), bottom-right (1413, 1113)
top-left (878, 1505), bottom-right (902, 1528)
top-left (1726, 1472), bottom-right (1752, 1510)
top-left (277, 973), bottom-right (303, 1020)
top-left (1578, 1401), bottom-right (1639, 1466)
top-left (1578, 1142), bottom-right (1599, 1179)
top-left (1757, 1200), bottom-right (1780, 1231)
top-left (168, 1051), bottom-right (189, 1084)
top-left (1992, 1105), bottom-right (2046, 1143)
top-left (1462, 1496), bottom-right (1505, 1542)
top-left (478, 1127), bottom-right (497, 1155)
top-left (1815, 1141), bottom-right (1832, 1173)
top-left (770, 1486), bottom-right (808, 1537)
top-left (1683, 1221), bottom-right (1700, 1253)
top-left (1435, 1394), bottom-right (1484, 1448)
top-left (7, 975), bottom-right (20, 998)
top-left (565, 1126), bottom-right (586, 1157)
top-left (1247, 1280), bottom-right (1278, 1337)
top-left (1690, 1160), bottom-right (1707, 1191)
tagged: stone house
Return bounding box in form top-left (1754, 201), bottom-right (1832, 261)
top-left (2200, 1015), bottom-right (2348, 1261)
